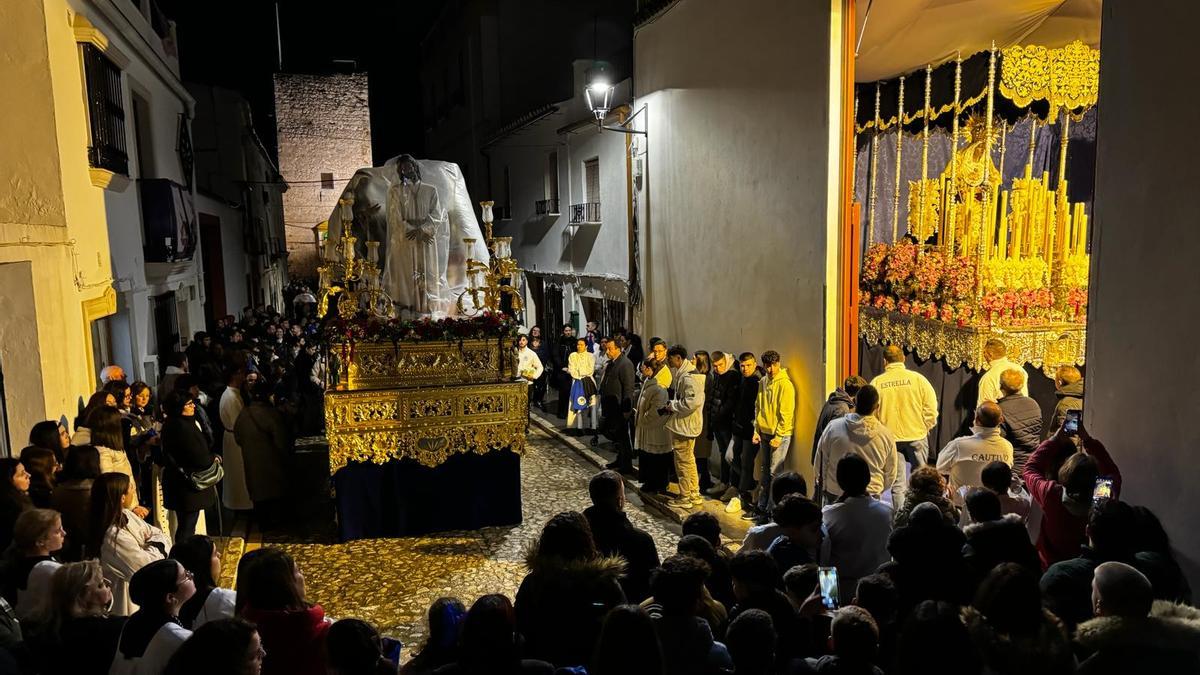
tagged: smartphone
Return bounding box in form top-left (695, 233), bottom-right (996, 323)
top-left (1063, 410), bottom-right (1081, 435)
top-left (818, 566), bottom-right (840, 610)
top-left (1093, 477), bottom-right (1114, 506)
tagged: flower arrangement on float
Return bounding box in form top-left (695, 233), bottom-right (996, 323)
top-left (321, 311), bottom-right (519, 345)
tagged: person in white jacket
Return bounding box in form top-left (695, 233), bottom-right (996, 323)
top-left (659, 346), bottom-right (706, 509)
top-left (91, 473), bottom-right (170, 616)
top-left (935, 401), bottom-right (1014, 505)
top-left (218, 367), bottom-right (253, 512)
top-left (870, 345), bottom-right (939, 475)
top-left (565, 338), bottom-right (598, 432)
top-left (814, 384), bottom-right (902, 507)
top-left (516, 334), bottom-right (545, 409)
top-left (976, 338), bottom-right (1028, 407)
top-left (89, 408), bottom-right (146, 519)
top-left (170, 535), bottom-right (236, 630)
top-left (109, 559), bottom-right (194, 675)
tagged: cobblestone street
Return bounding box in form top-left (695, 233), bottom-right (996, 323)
top-left (273, 427), bottom-right (681, 650)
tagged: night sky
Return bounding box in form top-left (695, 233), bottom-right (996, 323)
top-left (165, 0), bottom-right (447, 164)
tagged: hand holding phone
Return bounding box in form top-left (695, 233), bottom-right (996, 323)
top-left (818, 566), bottom-right (840, 610)
top-left (1063, 410), bottom-right (1082, 435)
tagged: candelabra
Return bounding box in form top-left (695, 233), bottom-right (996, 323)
top-left (456, 200), bottom-right (524, 316)
top-left (317, 194), bottom-right (395, 320)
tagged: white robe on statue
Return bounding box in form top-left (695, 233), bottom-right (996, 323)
top-left (385, 180), bottom-right (449, 316)
top-left (219, 387), bottom-right (252, 511)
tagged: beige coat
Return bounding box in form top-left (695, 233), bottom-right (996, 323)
top-left (99, 509), bottom-right (171, 616)
top-left (635, 378), bottom-right (671, 454)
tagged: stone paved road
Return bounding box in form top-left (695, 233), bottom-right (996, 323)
top-left (274, 426), bottom-right (682, 651)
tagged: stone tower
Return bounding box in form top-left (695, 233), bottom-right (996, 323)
top-left (273, 72), bottom-right (371, 278)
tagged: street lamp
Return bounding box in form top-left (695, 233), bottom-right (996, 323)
top-left (584, 62), bottom-right (645, 136)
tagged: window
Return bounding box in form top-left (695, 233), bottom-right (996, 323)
top-left (131, 92), bottom-right (154, 178)
top-left (82, 44), bottom-right (129, 175)
top-left (546, 152), bottom-right (559, 202)
top-left (584, 158), bottom-right (600, 204)
top-left (321, 172), bottom-right (334, 189)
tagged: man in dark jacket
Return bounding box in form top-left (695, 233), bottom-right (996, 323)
top-left (1051, 365), bottom-right (1084, 433)
top-left (553, 324), bottom-right (576, 418)
top-left (961, 488), bottom-right (1041, 587)
top-left (583, 470), bottom-right (659, 603)
top-left (810, 375), bottom-right (867, 463)
top-left (732, 353), bottom-right (763, 519)
top-left (647, 555), bottom-right (733, 675)
top-left (598, 340), bottom-right (637, 473)
top-left (996, 368), bottom-right (1043, 471)
top-left (705, 351), bottom-right (743, 500)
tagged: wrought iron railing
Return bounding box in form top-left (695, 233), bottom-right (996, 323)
top-left (82, 44), bottom-right (129, 176)
top-left (535, 198), bottom-right (560, 215)
top-left (569, 202), bottom-right (601, 224)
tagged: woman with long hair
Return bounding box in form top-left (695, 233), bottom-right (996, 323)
top-left (440, 594), bottom-right (554, 675)
top-left (72, 391), bottom-right (117, 445)
top-left (89, 472), bottom-right (169, 616)
top-left (0, 458), bottom-right (33, 553)
top-left (89, 407), bottom-right (145, 518)
top-left (400, 597), bottom-right (465, 675)
top-left (238, 547), bottom-right (329, 675)
top-left (635, 358), bottom-right (672, 494)
top-left (0, 508), bottom-right (65, 619)
top-left (692, 350), bottom-right (716, 493)
top-left (591, 605), bottom-right (665, 675)
top-left (566, 338), bottom-right (599, 434)
top-left (28, 421), bottom-right (70, 464)
top-left (50, 445), bottom-right (100, 562)
top-left (24, 559), bottom-right (125, 674)
top-left (169, 535), bottom-right (235, 630)
top-left (110, 559), bottom-right (194, 674)
top-left (19, 446), bottom-right (58, 508)
top-left (326, 618), bottom-right (397, 675)
top-left (105, 380), bottom-right (132, 414)
top-left (163, 617), bottom-right (263, 675)
top-left (160, 390), bottom-right (219, 542)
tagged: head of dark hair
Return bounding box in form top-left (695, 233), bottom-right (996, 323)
top-left (835, 454), bottom-right (871, 496)
top-left (772, 495), bottom-right (822, 529)
top-left (161, 389), bottom-right (193, 417)
top-left (681, 511), bottom-right (721, 548)
top-left (79, 391), bottom-right (114, 430)
top-left (88, 472), bottom-right (130, 556)
top-left (19, 446), bottom-right (57, 490)
top-left (760, 350), bottom-right (781, 366)
top-left (103, 380), bottom-right (129, 403)
top-left (976, 401), bottom-right (1003, 428)
top-left (167, 352), bottom-right (188, 369)
top-left (650, 555), bottom-right (711, 616)
top-left (130, 559), bottom-right (184, 609)
top-left (692, 351), bottom-right (711, 374)
top-left (666, 345), bottom-right (688, 360)
top-left (326, 618), bottom-right (394, 675)
top-left (843, 375), bottom-right (868, 397)
top-left (419, 597), bottom-right (466, 654)
top-left (163, 618), bottom-right (258, 675)
top-left (534, 511), bottom-right (598, 563)
top-left (972, 563), bottom-right (1043, 636)
top-left (728, 550), bottom-right (780, 591)
top-left (233, 548), bottom-right (270, 615)
top-left (1088, 499), bottom-right (1138, 558)
top-left (13, 508), bottom-right (62, 552)
top-left (782, 563), bottom-right (819, 600)
top-left (173, 374), bottom-right (198, 394)
top-left (1059, 452), bottom-right (1100, 501)
top-left (88, 407), bottom-right (125, 451)
top-left (588, 471), bottom-right (624, 510)
top-left (460, 594), bottom-right (519, 666)
top-left (854, 385), bottom-right (881, 416)
top-left (980, 461), bottom-right (1013, 494)
top-left (29, 421), bottom-right (62, 454)
top-left (237, 547), bottom-right (307, 612)
top-left (725, 609), bottom-right (776, 675)
top-left (169, 535), bottom-right (218, 590)
top-left (591, 605), bottom-right (664, 675)
top-left (0, 458), bottom-right (26, 501)
top-left (964, 488), bottom-right (1002, 523)
top-left (60, 445), bottom-right (101, 482)
top-left (771, 471), bottom-right (808, 503)
top-left (854, 574), bottom-right (898, 626)
top-left (907, 465), bottom-right (947, 497)
top-left (676, 534), bottom-right (718, 568)
top-left (831, 606), bottom-right (879, 659)
top-left (1131, 505), bottom-right (1173, 555)
top-left (898, 601), bottom-right (981, 675)
top-left (738, 352), bottom-right (756, 363)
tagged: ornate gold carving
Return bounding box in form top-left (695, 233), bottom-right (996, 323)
top-left (1000, 41), bottom-right (1099, 118)
top-left (324, 381), bottom-right (529, 475)
top-left (338, 339), bottom-right (508, 391)
top-left (859, 306), bottom-right (1084, 377)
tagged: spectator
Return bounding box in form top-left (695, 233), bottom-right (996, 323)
top-left (326, 618), bottom-right (397, 675)
top-left (813, 385), bottom-right (901, 506)
top-left (73, 391), bottom-right (116, 445)
top-left (19, 446), bottom-right (57, 509)
top-left (728, 550), bottom-right (799, 662)
top-left (234, 382), bottom-right (293, 529)
top-left (529, 336), bottom-right (550, 411)
top-left (1023, 424), bottom-right (1120, 568)
top-left (852, 574), bottom-right (899, 670)
top-left (725, 609), bottom-right (774, 675)
top-left (893, 466), bottom-right (958, 527)
top-left (648, 339), bottom-right (672, 389)
top-left (1130, 505), bottom-right (1192, 604)
top-left (1074, 562), bottom-right (1200, 675)
top-left (822, 455), bottom-right (893, 599)
top-left (583, 471), bottom-right (660, 603)
top-left (565, 337), bottom-right (599, 433)
top-left (163, 617), bottom-right (263, 675)
top-left (659, 345), bottom-right (706, 510)
top-left (590, 604), bottom-right (665, 675)
top-left (170, 535), bottom-right (235, 630)
top-left (794, 606), bottom-right (884, 675)
top-left (995, 369), bottom-right (1042, 472)
top-left (731, 354), bottom-right (764, 518)
top-left (0, 459), bottom-right (33, 553)
top-left (1050, 365), bottom-right (1084, 433)
top-left (961, 489), bottom-right (1041, 585)
top-left (100, 365), bottom-right (127, 387)
top-left (751, 350), bottom-right (795, 517)
top-left (439, 594), bottom-right (554, 674)
top-left (634, 359), bottom-right (672, 494)
top-left (811, 375), bottom-right (868, 463)
top-left (110, 559), bottom-right (194, 675)
top-left (50, 445), bottom-right (100, 561)
top-left (126, 381), bottom-right (157, 504)
top-left (24, 559), bottom-right (126, 675)
top-left (681, 511), bottom-right (727, 554)
top-left (89, 407), bottom-right (145, 518)
top-left (514, 512), bottom-right (625, 667)
top-left (158, 353), bottom-right (189, 403)
top-left (598, 338), bottom-right (636, 473)
top-left (895, 600), bottom-right (980, 675)
top-left (782, 564), bottom-right (820, 612)
top-left (238, 548), bottom-right (330, 675)
top-left (980, 461), bottom-right (1030, 522)
top-left (693, 351), bottom-right (717, 493)
top-left (976, 338), bottom-right (1028, 407)
top-left (160, 390), bottom-right (219, 542)
top-left (400, 597), bottom-right (465, 675)
top-left (646, 555), bottom-right (732, 675)
top-left (516, 334), bottom-right (545, 411)
top-left (741, 471), bottom-right (808, 551)
top-left (882, 503), bottom-right (970, 615)
top-left (28, 421), bottom-right (70, 464)
top-left (869, 345), bottom-right (938, 471)
top-left (705, 351), bottom-right (743, 501)
top-left (962, 563), bottom-right (1073, 675)
top-left (765, 496), bottom-right (824, 572)
top-left (1, 508), bottom-right (64, 619)
top-left (675, 535), bottom-right (735, 623)
top-left (89, 472), bottom-right (169, 616)
top-left (935, 402), bottom-right (1014, 506)
top-left (218, 366), bottom-right (253, 513)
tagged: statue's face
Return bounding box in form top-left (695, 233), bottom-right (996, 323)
top-left (399, 160), bottom-right (420, 185)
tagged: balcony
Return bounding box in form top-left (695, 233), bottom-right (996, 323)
top-left (139, 178), bottom-right (197, 263)
top-left (569, 202), bottom-right (601, 224)
top-left (535, 198), bottom-right (560, 216)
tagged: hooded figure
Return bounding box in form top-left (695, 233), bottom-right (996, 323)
top-left (814, 412), bottom-right (901, 505)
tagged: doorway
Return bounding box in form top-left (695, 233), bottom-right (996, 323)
top-left (199, 212), bottom-right (227, 328)
top-left (152, 291), bottom-right (179, 376)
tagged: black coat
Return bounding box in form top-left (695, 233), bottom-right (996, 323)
top-left (811, 388), bottom-right (854, 462)
top-left (997, 394), bottom-right (1043, 456)
top-left (732, 372), bottom-right (762, 440)
top-left (160, 415), bottom-right (218, 512)
top-left (707, 369), bottom-right (741, 434)
top-left (1051, 379), bottom-right (1084, 433)
top-left (234, 402), bottom-right (293, 503)
top-left (962, 515), bottom-right (1042, 586)
top-left (598, 354), bottom-right (636, 416)
top-left (514, 553), bottom-right (626, 668)
top-left (583, 505), bottom-right (659, 603)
